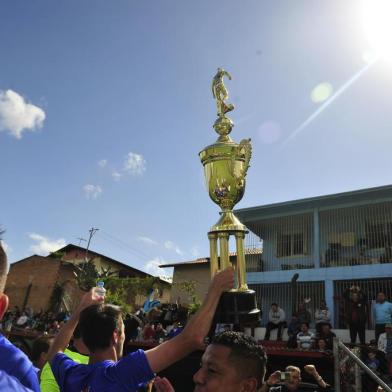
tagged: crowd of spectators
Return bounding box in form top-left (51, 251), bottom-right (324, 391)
top-left (1, 238), bottom-right (392, 391)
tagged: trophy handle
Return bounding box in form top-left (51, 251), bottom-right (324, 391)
top-left (239, 138), bottom-right (252, 177)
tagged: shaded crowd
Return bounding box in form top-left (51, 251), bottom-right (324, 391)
top-left (1, 241), bottom-right (391, 392)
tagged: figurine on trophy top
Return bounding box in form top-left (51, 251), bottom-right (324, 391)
top-left (211, 68), bottom-right (235, 142)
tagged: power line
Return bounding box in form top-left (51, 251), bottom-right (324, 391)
top-left (97, 230), bottom-right (154, 262)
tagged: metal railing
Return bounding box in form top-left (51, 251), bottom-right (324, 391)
top-left (250, 281), bottom-right (324, 325)
top-left (333, 338), bottom-right (392, 392)
top-left (334, 278), bottom-right (392, 329)
top-left (244, 201), bottom-right (392, 271)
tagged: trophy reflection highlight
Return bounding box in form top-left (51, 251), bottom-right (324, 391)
top-left (199, 68), bottom-right (260, 325)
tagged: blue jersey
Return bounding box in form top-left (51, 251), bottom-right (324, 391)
top-left (0, 370), bottom-right (35, 391)
top-left (0, 334), bottom-right (40, 392)
top-left (51, 349), bottom-right (154, 392)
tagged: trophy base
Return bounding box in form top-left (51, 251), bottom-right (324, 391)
top-left (213, 290), bottom-right (260, 328)
top-left (211, 211), bottom-right (246, 232)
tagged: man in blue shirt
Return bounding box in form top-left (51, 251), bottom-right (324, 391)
top-left (0, 242), bottom-right (41, 392)
top-left (374, 292), bottom-right (392, 342)
top-left (47, 267), bottom-right (235, 392)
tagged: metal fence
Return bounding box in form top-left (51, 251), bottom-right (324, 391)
top-left (243, 201), bottom-right (392, 271)
top-left (334, 278), bottom-right (392, 329)
top-left (250, 281), bottom-right (325, 325)
top-left (333, 338), bottom-right (392, 392)
top-left (320, 202), bottom-right (392, 268)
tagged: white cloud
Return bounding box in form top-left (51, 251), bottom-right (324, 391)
top-left (123, 152), bottom-right (146, 176)
top-left (164, 240), bottom-right (183, 255)
top-left (83, 184), bottom-right (102, 200)
top-left (137, 236), bottom-right (158, 246)
top-left (112, 171), bottom-right (122, 181)
top-left (145, 257), bottom-right (173, 277)
top-left (29, 233), bottom-right (66, 255)
top-left (98, 159), bottom-right (107, 168)
top-left (0, 90), bottom-right (46, 139)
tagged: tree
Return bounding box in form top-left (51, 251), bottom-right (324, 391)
top-left (175, 280), bottom-right (202, 316)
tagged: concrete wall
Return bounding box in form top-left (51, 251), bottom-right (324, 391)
top-left (171, 263), bottom-right (210, 305)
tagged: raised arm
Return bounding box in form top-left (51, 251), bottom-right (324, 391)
top-left (304, 365), bottom-right (328, 389)
top-left (145, 267), bottom-right (234, 373)
top-left (47, 289), bottom-right (103, 362)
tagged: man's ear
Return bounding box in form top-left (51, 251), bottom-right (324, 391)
top-left (241, 377), bottom-right (258, 392)
top-left (0, 294), bottom-right (9, 320)
top-left (112, 329), bottom-right (119, 345)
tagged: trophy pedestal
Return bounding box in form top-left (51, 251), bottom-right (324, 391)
top-left (214, 290), bottom-right (260, 328)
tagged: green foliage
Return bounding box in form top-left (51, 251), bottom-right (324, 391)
top-left (73, 260), bottom-right (99, 291)
top-left (175, 280), bottom-right (202, 316)
top-left (50, 251), bottom-right (66, 260)
top-left (101, 276), bottom-right (158, 314)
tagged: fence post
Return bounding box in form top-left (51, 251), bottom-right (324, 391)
top-left (333, 337), bottom-right (341, 392)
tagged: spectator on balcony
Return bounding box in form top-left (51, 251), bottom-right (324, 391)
top-left (377, 324), bottom-right (392, 375)
top-left (264, 303), bottom-right (286, 341)
top-left (287, 314), bottom-right (301, 349)
top-left (314, 300), bottom-right (331, 333)
top-left (315, 323), bottom-right (336, 350)
top-left (344, 287), bottom-right (368, 345)
top-left (296, 302), bottom-right (311, 326)
top-left (373, 292), bottom-right (392, 343)
top-left (297, 323), bottom-right (315, 350)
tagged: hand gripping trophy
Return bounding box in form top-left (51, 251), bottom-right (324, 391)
top-left (199, 69), bottom-right (260, 327)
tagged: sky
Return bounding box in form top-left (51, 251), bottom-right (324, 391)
top-left (1, 0), bottom-right (392, 277)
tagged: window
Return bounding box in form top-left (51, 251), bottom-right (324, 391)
top-left (277, 232), bottom-right (306, 257)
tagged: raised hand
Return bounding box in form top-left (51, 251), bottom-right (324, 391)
top-left (210, 267), bottom-right (235, 294)
top-left (154, 376), bottom-right (175, 392)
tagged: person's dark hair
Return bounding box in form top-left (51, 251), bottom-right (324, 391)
top-left (31, 337), bottom-right (51, 363)
top-left (211, 331), bottom-right (267, 388)
top-left (300, 322), bottom-right (309, 328)
top-left (271, 303), bottom-right (278, 307)
top-left (79, 304), bottom-right (122, 352)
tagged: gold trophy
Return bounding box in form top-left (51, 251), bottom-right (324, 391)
top-left (199, 68), bottom-right (260, 326)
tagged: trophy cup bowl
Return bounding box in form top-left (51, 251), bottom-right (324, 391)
top-left (199, 139), bottom-right (251, 232)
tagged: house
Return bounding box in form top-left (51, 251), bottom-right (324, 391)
top-left (159, 248), bottom-right (262, 304)
top-left (5, 244), bottom-right (171, 312)
top-left (235, 184), bottom-right (392, 329)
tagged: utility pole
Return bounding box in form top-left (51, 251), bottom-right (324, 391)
top-left (85, 227), bottom-right (99, 261)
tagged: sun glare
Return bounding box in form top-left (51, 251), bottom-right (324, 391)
top-left (362, 0), bottom-right (392, 60)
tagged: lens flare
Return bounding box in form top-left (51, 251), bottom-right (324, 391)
top-left (362, 0), bottom-right (392, 60)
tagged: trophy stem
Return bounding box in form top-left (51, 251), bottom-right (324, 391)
top-left (208, 232), bottom-right (219, 276)
top-left (235, 231), bottom-right (248, 291)
top-left (218, 232), bottom-right (230, 270)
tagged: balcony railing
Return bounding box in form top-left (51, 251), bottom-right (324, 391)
top-left (245, 201), bottom-right (392, 272)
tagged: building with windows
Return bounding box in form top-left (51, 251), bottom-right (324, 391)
top-left (236, 184), bottom-right (392, 329)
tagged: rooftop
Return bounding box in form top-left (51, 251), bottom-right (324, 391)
top-left (236, 184), bottom-right (392, 222)
top-left (159, 247), bottom-right (262, 268)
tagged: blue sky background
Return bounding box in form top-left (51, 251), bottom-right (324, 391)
top-left (1, 0), bottom-right (392, 276)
